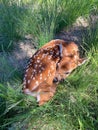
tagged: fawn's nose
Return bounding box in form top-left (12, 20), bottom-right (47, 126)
top-left (53, 77), bottom-right (58, 83)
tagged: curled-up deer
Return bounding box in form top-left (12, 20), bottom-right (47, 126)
top-left (23, 39), bottom-right (87, 105)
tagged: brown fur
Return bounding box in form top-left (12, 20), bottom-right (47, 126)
top-left (23, 39), bottom-right (86, 105)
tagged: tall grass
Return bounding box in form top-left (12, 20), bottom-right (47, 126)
top-left (28, 0), bottom-right (96, 47)
top-left (0, 0), bottom-right (97, 50)
top-left (0, 43), bottom-right (98, 129)
top-left (0, 0), bottom-right (35, 51)
top-left (82, 19), bottom-right (98, 51)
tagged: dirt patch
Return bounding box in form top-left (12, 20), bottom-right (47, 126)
top-left (55, 16), bottom-right (89, 44)
top-left (0, 36), bottom-right (37, 73)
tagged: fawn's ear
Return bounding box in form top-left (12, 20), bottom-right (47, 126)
top-left (51, 43), bottom-right (63, 60)
top-left (78, 58), bottom-right (88, 66)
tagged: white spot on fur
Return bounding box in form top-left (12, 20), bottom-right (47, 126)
top-left (26, 69), bottom-right (29, 72)
top-left (26, 65), bottom-right (29, 69)
top-left (33, 77), bottom-right (35, 80)
top-left (37, 60), bottom-right (40, 63)
top-left (40, 76), bottom-right (42, 80)
top-left (41, 67), bottom-right (45, 71)
top-left (30, 75), bottom-right (33, 79)
top-left (34, 64), bottom-right (37, 68)
top-left (23, 80), bottom-right (26, 84)
top-left (39, 70), bottom-right (42, 73)
top-left (40, 73), bottom-right (42, 76)
top-left (42, 54), bottom-right (46, 58)
top-left (32, 85), bottom-right (38, 91)
top-left (23, 81), bottom-right (26, 88)
top-left (28, 80), bottom-right (30, 84)
top-left (33, 70), bottom-right (36, 72)
top-left (50, 65), bottom-right (54, 70)
top-left (37, 93), bottom-right (40, 102)
top-left (25, 74), bottom-right (27, 77)
top-left (48, 70), bottom-right (50, 73)
top-left (29, 63), bottom-right (32, 66)
top-left (48, 70), bottom-right (51, 76)
top-left (48, 56), bottom-right (51, 60)
top-left (35, 81), bottom-right (39, 85)
top-left (39, 64), bottom-right (42, 67)
top-left (44, 78), bottom-right (47, 80)
top-left (48, 73), bottom-right (51, 76)
top-left (34, 55), bottom-right (36, 58)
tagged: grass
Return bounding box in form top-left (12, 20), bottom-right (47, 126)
top-left (0, 47), bottom-right (98, 129)
top-left (0, 0), bottom-right (36, 51)
top-left (0, 0), bottom-right (97, 50)
top-left (0, 53), bottom-right (21, 83)
top-left (0, 0), bottom-right (98, 130)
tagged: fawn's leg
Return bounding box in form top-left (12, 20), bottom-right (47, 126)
top-left (35, 82), bottom-right (57, 106)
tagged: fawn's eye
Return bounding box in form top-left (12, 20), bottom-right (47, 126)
top-left (61, 64), bottom-right (66, 69)
top-left (65, 72), bottom-right (70, 75)
top-left (69, 54), bottom-right (74, 58)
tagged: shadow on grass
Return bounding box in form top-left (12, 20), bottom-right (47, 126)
top-left (0, 1), bottom-right (37, 51)
top-left (55, 15), bottom-right (98, 55)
